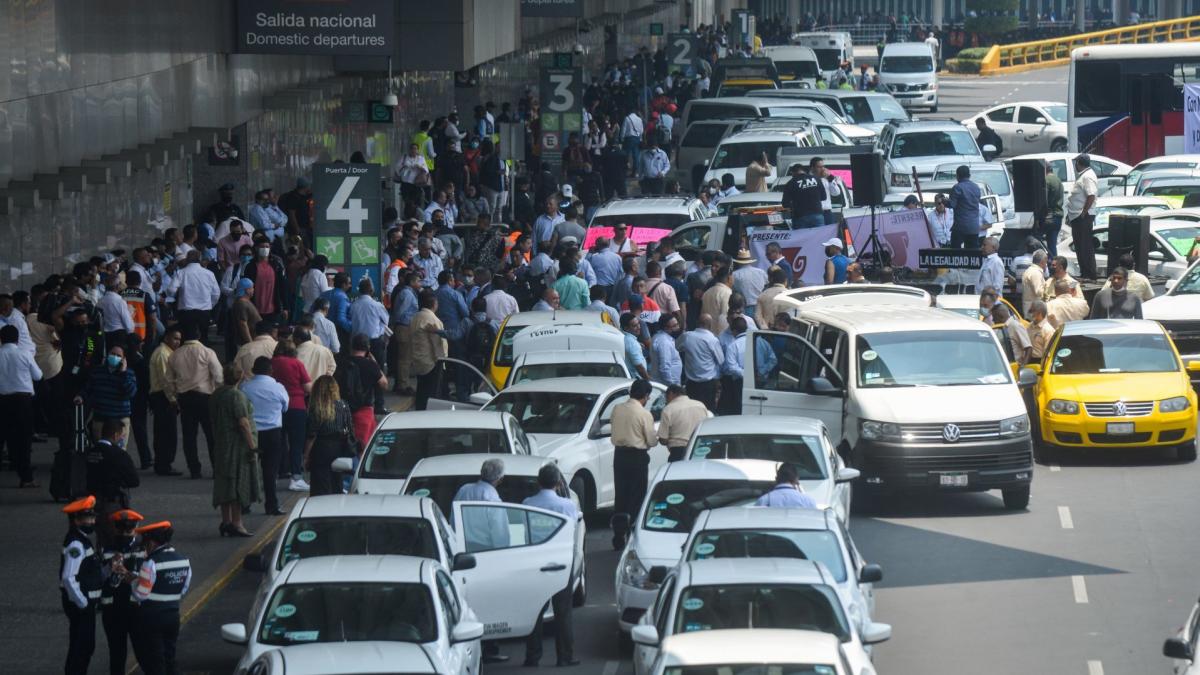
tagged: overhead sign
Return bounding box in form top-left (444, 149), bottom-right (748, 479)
top-left (730, 9), bottom-right (756, 50)
top-left (521, 0), bottom-right (584, 18)
top-left (650, 23), bottom-right (664, 36)
top-left (1186, 84), bottom-right (1200, 153)
top-left (236, 0), bottom-right (393, 56)
top-left (666, 33), bottom-right (700, 74)
top-left (368, 101), bottom-right (393, 124)
top-left (540, 54), bottom-right (583, 169)
top-left (313, 163), bottom-right (382, 293)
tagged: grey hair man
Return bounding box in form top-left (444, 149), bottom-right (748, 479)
top-left (1021, 249), bottom-right (1048, 315)
top-left (452, 456), bottom-right (509, 664)
top-left (976, 236), bottom-right (1007, 295)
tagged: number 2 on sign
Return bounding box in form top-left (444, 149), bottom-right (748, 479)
top-left (327, 177), bottom-right (368, 234)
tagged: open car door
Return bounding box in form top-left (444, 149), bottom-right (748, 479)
top-left (424, 358), bottom-right (498, 411)
top-left (743, 330), bottom-right (845, 442)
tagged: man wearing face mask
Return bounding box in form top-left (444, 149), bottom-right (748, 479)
top-left (216, 219), bottom-right (252, 270)
top-left (81, 345), bottom-right (137, 446)
top-left (204, 183), bottom-right (245, 227)
top-left (86, 419), bottom-right (140, 546)
top-left (242, 237), bottom-right (288, 324)
top-left (60, 495), bottom-right (102, 675)
top-left (651, 315), bottom-right (684, 386)
top-left (129, 521), bottom-right (191, 675)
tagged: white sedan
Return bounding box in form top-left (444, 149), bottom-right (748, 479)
top-left (648, 629), bottom-right (857, 675)
top-left (1165, 595), bottom-right (1200, 673)
top-left (962, 101), bottom-right (1068, 155)
top-left (684, 415), bottom-right (859, 522)
top-left (342, 411), bottom-right (530, 495)
top-left (221, 556), bottom-right (484, 675)
top-left (629, 558), bottom-right (890, 675)
top-left (481, 377), bottom-right (670, 515)
top-left (1062, 218), bottom-right (1200, 280)
top-left (1145, 258), bottom-right (1200, 360)
top-left (1003, 152), bottom-right (1131, 198)
top-left (241, 642), bottom-right (440, 675)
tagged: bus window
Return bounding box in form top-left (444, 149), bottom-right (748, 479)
top-left (1074, 61), bottom-right (1121, 115)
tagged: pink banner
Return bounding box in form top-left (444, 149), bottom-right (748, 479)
top-left (583, 226), bottom-right (673, 250)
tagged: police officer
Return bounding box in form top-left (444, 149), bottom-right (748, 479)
top-left (61, 495), bottom-right (102, 675)
top-left (101, 509), bottom-right (146, 675)
top-left (130, 521), bottom-right (192, 675)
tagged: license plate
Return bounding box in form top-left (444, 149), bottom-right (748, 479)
top-left (1107, 422), bottom-right (1135, 435)
top-left (939, 473), bottom-right (969, 487)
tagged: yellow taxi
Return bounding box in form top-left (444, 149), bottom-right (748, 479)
top-left (487, 309), bottom-right (615, 389)
top-left (1029, 318), bottom-right (1199, 460)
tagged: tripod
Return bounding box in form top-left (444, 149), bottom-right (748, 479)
top-left (856, 204), bottom-right (889, 275)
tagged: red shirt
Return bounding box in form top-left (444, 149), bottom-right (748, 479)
top-left (271, 355), bottom-right (310, 410)
top-left (253, 260), bottom-right (276, 315)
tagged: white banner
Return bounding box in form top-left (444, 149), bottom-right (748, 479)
top-left (1186, 84), bottom-right (1200, 154)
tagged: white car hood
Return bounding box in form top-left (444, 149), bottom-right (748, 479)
top-left (1144, 294), bottom-right (1200, 319)
top-left (798, 478), bottom-right (834, 509)
top-left (350, 477), bottom-right (406, 495)
top-left (854, 384), bottom-right (1025, 423)
top-left (527, 433), bottom-right (580, 456)
top-left (633, 531), bottom-right (690, 569)
top-left (890, 155), bottom-right (982, 178)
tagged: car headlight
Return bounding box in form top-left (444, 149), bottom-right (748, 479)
top-left (620, 549), bottom-right (656, 590)
top-left (1047, 399), bottom-right (1079, 414)
top-left (890, 173), bottom-right (911, 187)
top-left (999, 414), bottom-right (1030, 437)
top-left (927, 83), bottom-right (938, 91)
top-left (861, 420), bottom-right (902, 441)
top-left (1160, 396), bottom-right (1191, 413)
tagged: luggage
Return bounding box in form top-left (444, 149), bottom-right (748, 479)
top-left (49, 403), bottom-right (89, 502)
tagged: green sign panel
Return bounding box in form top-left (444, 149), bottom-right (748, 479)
top-left (368, 101), bottom-right (393, 124)
top-left (650, 22), bottom-right (663, 36)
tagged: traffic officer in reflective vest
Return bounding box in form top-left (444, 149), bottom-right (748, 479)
top-left (60, 495), bottom-right (102, 675)
top-left (101, 509), bottom-right (146, 675)
top-left (130, 521), bottom-right (191, 675)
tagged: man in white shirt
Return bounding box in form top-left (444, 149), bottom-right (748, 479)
top-left (483, 276), bottom-right (519, 327)
top-left (976, 236), bottom-right (1008, 293)
top-left (1065, 154), bottom-right (1099, 279)
top-left (0, 294), bottom-right (35, 357)
top-left (926, 194), bottom-right (953, 246)
top-left (169, 252), bottom-right (221, 342)
top-left (309, 297), bottom-right (341, 354)
top-left (300, 257), bottom-right (331, 311)
top-left (621, 109), bottom-right (644, 174)
top-left (0, 324), bottom-right (41, 486)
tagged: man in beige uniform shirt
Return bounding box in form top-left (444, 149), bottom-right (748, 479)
top-left (610, 379), bottom-right (657, 549)
top-left (165, 325), bottom-right (221, 478)
top-left (1046, 278), bottom-right (1090, 328)
top-left (658, 384), bottom-right (709, 462)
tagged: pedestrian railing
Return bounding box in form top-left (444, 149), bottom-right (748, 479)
top-left (978, 14), bottom-right (1200, 74)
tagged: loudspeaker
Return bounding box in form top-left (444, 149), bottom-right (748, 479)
top-left (1106, 214), bottom-right (1151, 275)
top-left (850, 152), bottom-right (886, 207)
top-left (1011, 158), bottom-right (1047, 213)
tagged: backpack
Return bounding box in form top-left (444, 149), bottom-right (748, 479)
top-left (655, 124), bottom-right (673, 148)
top-left (465, 320), bottom-right (497, 372)
top-left (337, 356), bottom-right (372, 410)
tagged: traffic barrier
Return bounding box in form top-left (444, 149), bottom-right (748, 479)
top-left (979, 14), bottom-right (1200, 74)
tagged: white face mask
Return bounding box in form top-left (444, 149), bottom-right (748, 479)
top-left (256, 247), bottom-right (270, 258)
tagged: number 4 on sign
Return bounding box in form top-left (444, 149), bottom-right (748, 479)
top-left (327, 177), bottom-right (369, 234)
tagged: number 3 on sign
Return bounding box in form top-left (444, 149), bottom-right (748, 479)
top-left (327, 177), bottom-right (369, 234)
top-left (548, 73), bottom-right (575, 112)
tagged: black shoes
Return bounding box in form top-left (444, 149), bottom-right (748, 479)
top-left (557, 659), bottom-right (581, 667)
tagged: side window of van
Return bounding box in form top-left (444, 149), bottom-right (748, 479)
top-left (816, 326), bottom-right (847, 382)
top-left (682, 123), bottom-right (729, 148)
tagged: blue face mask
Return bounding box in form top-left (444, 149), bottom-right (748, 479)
top-left (106, 354), bottom-right (122, 369)
top-left (240, 255), bottom-right (252, 265)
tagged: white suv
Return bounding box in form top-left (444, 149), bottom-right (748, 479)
top-left (876, 120), bottom-right (986, 193)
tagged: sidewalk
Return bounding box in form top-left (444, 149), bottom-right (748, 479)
top-left (0, 391), bottom-right (411, 674)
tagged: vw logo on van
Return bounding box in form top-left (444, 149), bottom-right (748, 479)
top-left (1113, 401), bottom-right (1127, 417)
top-left (942, 424), bottom-right (961, 443)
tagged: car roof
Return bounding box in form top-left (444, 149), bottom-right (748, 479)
top-left (296, 494), bottom-right (427, 519)
top-left (592, 197), bottom-right (700, 215)
top-left (695, 414), bottom-right (825, 437)
top-left (1134, 154), bottom-right (1200, 167)
top-left (1150, 218), bottom-right (1200, 231)
top-left (936, 293), bottom-right (984, 309)
top-left (1061, 318), bottom-right (1165, 336)
top-left (882, 41), bottom-right (933, 53)
top-left (1095, 195), bottom-right (1170, 207)
top-left (516, 349), bottom-right (622, 365)
top-left (659, 629), bottom-right (842, 668)
top-left (890, 119), bottom-right (970, 132)
top-left (497, 376), bottom-right (632, 395)
top-left (501, 309), bottom-right (611, 328)
top-left (720, 128), bottom-right (812, 142)
top-left (683, 557), bottom-right (830, 585)
top-left (276, 642), bottom-right (437, 675)
top-left (986, 100), bottom-right (1063, 109)
top-left (407, 453), bottom-right (553, 478)
top-left (658, 458), bottom-right (781, 482)
top-left (700, 505), bottom-right (834, 531)
top-left (281, 555), bottom-right (428, 585)
top-left (375, 410), bottom-right (507, 431)
top-left (798, 304), bottom-right (988, 332)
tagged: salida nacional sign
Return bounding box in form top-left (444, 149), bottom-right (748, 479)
top-left (237, 0), bottom-right (394, 56)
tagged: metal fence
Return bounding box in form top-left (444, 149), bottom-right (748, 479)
top-left (979, 14), bottom-right (1200, 73)
top-left (814, 20), bottom-right (1104, 45)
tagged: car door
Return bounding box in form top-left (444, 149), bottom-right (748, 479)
top-left (425, 358), bottom-right (498, 411)
top-left (450, 502), bottom-right (575, 640)
top-left (634, 573), bottom-right (678, 675)
top-left (590, 390), bottom-right (630, 507)
top-left (743, 329), bottom-right (845, 443)
top-left (670, 223), bottom-right (713, 262)
top-left (434, 570), bottom-right (472, 674)
top-left (1015, 105), bottom-right (1053, 152)
top-left (984, 105), bottom-right (1018, 151)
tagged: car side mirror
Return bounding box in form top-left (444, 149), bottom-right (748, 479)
top-left (1148, 250), bottom-right (1166, 262)
top-left (469, 391), bottom-right (493, 407)
top-left (631, 624), bottom-right (661, 646)
top-left (862, 622), bottom-right (892, 645)
top-left (1187, 361), bottom-right (1200, 373)
top-left (452, 620), bottom-right (485, 644)
top-left (1164, 636), bottom-right (1194, 661)
top-left (1018, 366), bottom-right (1039, 387)
top-left (703, 158), bottom-right (711, 166)
top-left (835, 467), bottom-right (861, 483)
top-left (596, 422), bottom-right (613, 438)
top-left (858, 563), bottom-right (884, 584)
top-left (647, 566), bottom-right (669, 585)
top-left (452, 553), bottom-right (477, 572)
top-left (982, 144), bottom-right (997, 154)
top-left (330, 457), bottom-right (354, 474)
top-left (242, 551), bottom-right (269, 573)
top-left (809, 376), bottom-right (842, 396)
top-left (220, 623), bottom-right (249, 645)
top-left (1035, 117), bottom-right (1047, 125)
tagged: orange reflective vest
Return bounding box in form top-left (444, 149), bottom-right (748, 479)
top-left (383, 258), bottom-right (408, 308)
top-left (121, 289), bottom-right (149, 339)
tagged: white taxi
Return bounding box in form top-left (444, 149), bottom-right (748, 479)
top-left (615, 459), bottom-right (778, 636)
top-left (684, 415), bottom-right (859, 522)
top-left (481, 377), bottom-right (670, 515)
top-left (629, 558), bottom-right (890, 675)
top-left (340, 411), bottom-right (531, 494)
top-left (221, 556), bottom-right (483, 675)
top-left (241, 642), bottom-right (440, 675)
top-left (648, 629), bottom-right (858, 675)
top-left (1164, 595), bottom-right (1200, 673)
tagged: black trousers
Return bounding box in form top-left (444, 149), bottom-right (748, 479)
top-left (177, 391), bottom-right (213, 477)
top-left (717, 375), bottom-right (743, 416)
top-left (685, 378), bottom-right (718, 412)
top-left (1070, 214), bottom-right (1098, 279)
top-left (1, 393), bottom-right (35, 483)
top-left (668, 446), bottom-right (687, 462)
top-left (149, 392), bottom-right (178, 473)
top-left (526, 586), bottom-right (575, 664)
top-left (131, 607), bottom-right (179, 675)
top-left (177, 309), bottom-right (210, 344)
top-left (415, 369), bottom-right (438, 411)
top-left (308, 443), bottom-right (343, 496)
top-left (62, 599), bottom-right (96, 675)
top-left (613, 447), bottom-right (649, 539)
top-left (130, 389), bottom-right (151, 467)
top-left (102, 602), bottom-right (135, 675)
top-left (949, 230), bottom-right (978, 250)
top-left (258, 427), bottom-right (285, 512)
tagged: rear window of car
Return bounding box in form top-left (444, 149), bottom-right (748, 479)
top-left (682, 123), bottom-right (731, 148)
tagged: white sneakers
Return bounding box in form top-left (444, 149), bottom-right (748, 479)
top-left (288, 478), bottom-right (311, 492)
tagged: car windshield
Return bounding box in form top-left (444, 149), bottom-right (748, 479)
top-left (1044, 104), bottom-right (1068, 122)
top-left (690, 435), bottom-right (828, 478)
top-left (812, 48), bottom-right (841, 70)
top-left (933, 168), bottom-right (1009, 195)
top-left (892, 131), bottom-right (978, 159)
top-left (642, 479), bottom-right (774, 533)
top-left (1050, 332), bottom-right (1178, 374)
top-left (276, 518), bottom-right (438, 570)
top-left (673, 583), bottom-right (851, 642)
top-left (841, 95), bottom-right (907, 123)
top-left (361, 428), bottom-right (511, 479)
top-left (857, 330), bottom-right (1012, 386)
top-left (1158, 225), bottom-right (1200, 256)
top-left (1171, 262), bottom-right (1200, 295)
top-left (404, 474), bottom-right (542, 518)
top-left (495, 325), bottom-right (521, 366)
top-left (714, 141), bottom-right (792, 169)
top-left (259, 583), bottom-right (436, 646)
top-left (687, 528), bottom-right (847, 582)
top-left (880, 55), bottom-right (933, 73)
top-left (665, 667), bottom-right (838, 675)
top-left (590, 214), bottom-right (688, 233)
top-left (776, 61), bottom-right (820, 79)
top-left (511, 362), bottom-right (626, 385)
top-left (484, 392), bottom-right (599, 434)
top-left (1128, 162), bottom-right (1197, 188)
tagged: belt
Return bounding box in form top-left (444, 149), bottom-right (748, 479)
top-left (615, 446), bottom-right (649, 452)
top-left (144, 592), bottom-right (182, 602)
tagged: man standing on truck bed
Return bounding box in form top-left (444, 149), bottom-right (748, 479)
top-left (782, 160), bottom-right (826, 228)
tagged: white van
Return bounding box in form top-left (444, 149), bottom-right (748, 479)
top-left (792, 32), bottom-right (854, 79)
top-left (741, 302), bottom-right (1035, 510)
top-left (760, 45), bottom-right (822, 87)
top-left (877, 42), bottom-right (938, 112)
top-left (702, 128), bottom-right (819, 188)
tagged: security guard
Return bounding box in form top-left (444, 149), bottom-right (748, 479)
top-left (101, 509), bottom-right (146, 675)
top-left (130, 521), bottom-right (191, 675)
top-left (60, 495), bottom-right (102, 675)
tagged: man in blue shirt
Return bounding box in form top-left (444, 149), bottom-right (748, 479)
top-left (620, 313), bottom-right (649, 380)
top-left (638, 137), bottom-right (671, 195)
top-left (588, 239), bottom-right (623, 295)
top-left (238, 356), bottom-right (289, 514)
top-left (676, 314), bottom-right (724, 410)
top-left (719, 316), bottom-right (777, 415)
top-left (350, 278), bottom-right (390, 375)
top-left (521, 463), bottom-right (580, 667)
top-left (320, 273), bottom-right (353, 349)
top-left (755, 463), bottom-right (818, 508)
top-left (247, 189), bottom-right (287, 242)
top-left (533, 197), bottom-right (565, 250)
top-left (947, 165), bottom-right (983, 249)
top-left (651, 316), bottom-right (683, 385)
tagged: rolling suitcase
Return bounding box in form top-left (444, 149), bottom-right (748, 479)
top-left (49, 403), bottom-right (89, 501)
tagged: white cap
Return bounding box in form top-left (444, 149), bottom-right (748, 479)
top-left (821, 237), bottom-right (843, 249)
top-left (561, 184), bottom-right (574, 198)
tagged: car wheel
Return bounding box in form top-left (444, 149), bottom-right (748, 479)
top-left (1002, 486), bottom-right (1031, 510)
top-left (1178, 440), bottom-right (1197, 462)
top-left (1033, 440), bottom-right (1055, 465)
top-left (1050, 138), bottom-right (1068, 152)
top-left (569, 474), bottom-right (591, 514)
top-left (930, 104), bottom-right (938, 113)
top-left (573, 558), bottom-right (588, 607)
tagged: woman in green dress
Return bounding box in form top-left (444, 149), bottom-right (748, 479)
top-left (210, 361), bottom-right (260, 537)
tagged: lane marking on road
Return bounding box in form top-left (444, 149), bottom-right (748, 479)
top-left (1072, 575), bottom-right (1090, 603)
top-left (1058, 506), bottom-right (1074, 529)
top-left (602, 660), bottom-right (619, 675)
top-left (1050, 464), bottom-right (1061, 472)
top-left (1088, 660), bottom-right (1104, 675)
